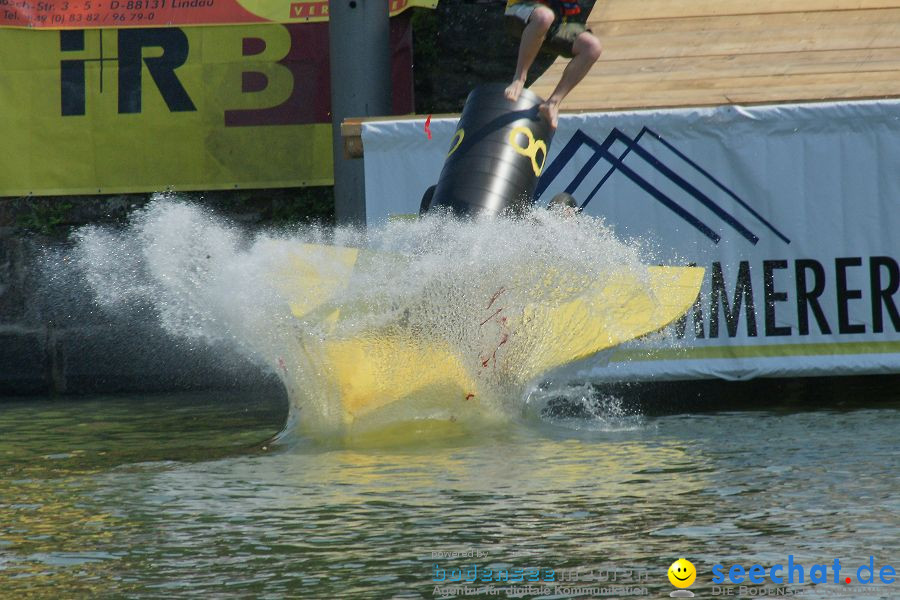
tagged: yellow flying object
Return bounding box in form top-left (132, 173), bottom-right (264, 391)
top-left (275, 242), bottom-right (703, 440)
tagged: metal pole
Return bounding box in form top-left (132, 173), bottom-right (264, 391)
top-left (328, 0), bottom-right (392, 226)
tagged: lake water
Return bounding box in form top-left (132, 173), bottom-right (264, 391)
top-left (1, 385), bottom-right (897, 599)
top-left (11, 199), bottom-right (900, 597)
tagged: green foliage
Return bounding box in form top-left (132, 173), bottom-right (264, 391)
top-left (179, 187), bottom-right (335, 226)
top-left (270, 186), bottom-right (335, 225)
top-left (16, 200), bottom-right (74, 236)
top-left (411, 8), bottom-right (440, 66)
top-left (411, 8), bottom-right (441, 113)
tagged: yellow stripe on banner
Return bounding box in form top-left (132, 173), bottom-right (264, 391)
top-left (610, 341), bottom-right (900, 363)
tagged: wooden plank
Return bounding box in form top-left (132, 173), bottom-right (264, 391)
top-left (583, 9), bottom-right (900, 62)
top-left (341, 113), bottom-right (456, 159)
top-left (594, 0), bottom-right (900, 23)
top-left (535, 48), bottom-right (900, 83)
top-left (533, 6), bottom-right (900, 108)
top-left (341, 114), bottom-right (428, 137)
top-left (552, 71), bottom-right (900, 111)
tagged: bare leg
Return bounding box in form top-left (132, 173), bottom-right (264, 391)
top-left (540, 32), bottom-right (603, 128)
top-left (505, 6), bottom-right (555, 102)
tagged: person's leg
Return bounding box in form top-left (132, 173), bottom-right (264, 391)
top-left (505, 5), bottom-right (555, 102)
top-left (540, 31), bottom-right (602, 128)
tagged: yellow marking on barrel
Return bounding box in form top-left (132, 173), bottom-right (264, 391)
top-left (508, 125), bottom-right (547, 176)
top-left (447, 128), bottom-right (465, 156)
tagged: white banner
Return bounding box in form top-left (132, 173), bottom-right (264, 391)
top-left (361, 100), bottom-right (900, 381)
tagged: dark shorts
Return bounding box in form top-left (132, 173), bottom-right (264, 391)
top-left (504, 1), bottom-right (592, 59)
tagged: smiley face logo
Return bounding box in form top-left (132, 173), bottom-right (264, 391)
top-left (668, 558), bottom-right (696, 588)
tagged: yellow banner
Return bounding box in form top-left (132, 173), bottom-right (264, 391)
top-left (0, 21), bottom-right (415, 196)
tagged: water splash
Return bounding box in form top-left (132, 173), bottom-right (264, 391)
top-left (523, 381), bottom-right (648, 433)
top-left (74, 195), bottom-right (662, 442)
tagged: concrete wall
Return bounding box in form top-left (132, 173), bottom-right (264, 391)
top-left (0, 193), bottom-right (310, 397)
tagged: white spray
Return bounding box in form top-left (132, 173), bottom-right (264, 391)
top-left (74, 196), bottom-right (660, 440)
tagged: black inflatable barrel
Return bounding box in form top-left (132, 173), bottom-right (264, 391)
top-left (425, 83), bottom-right (554, 217)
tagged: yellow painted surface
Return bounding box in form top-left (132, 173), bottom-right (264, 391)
top-left (280, 242), bottom-right (704, 425)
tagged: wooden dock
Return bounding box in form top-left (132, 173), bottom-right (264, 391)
top-left (344, 1), bottom-right (900, 156)
top-left (531, 0), bottom-right (900, 110)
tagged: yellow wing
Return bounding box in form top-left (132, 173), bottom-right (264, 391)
top-left (276, 242), bottom-right (703, 430)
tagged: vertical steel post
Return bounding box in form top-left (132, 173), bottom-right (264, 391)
top-left (328, 0), bottom-right (392, 226)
